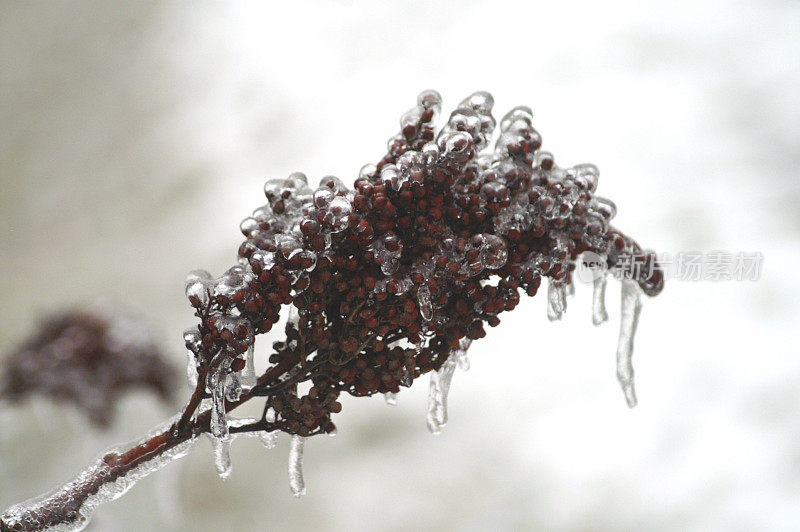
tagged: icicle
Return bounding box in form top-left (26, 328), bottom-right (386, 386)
top-left (0, 418), bottom-right (197, 532)
top-left (547, 280), bottom-right (567, 321)
top-left (288, 435), bottom-right (306, 497)
top-left (240, 345), bottom-right (257, 392)
top-left (616, 280), bottom-right (642, 408)
top-left (186, 351), bottom-right (198, 389)
top-left (207, 365), bottom-right (233, 480)
top-left (209, 362), bottom-right (229, 440)
top-left (426, 355), bottom-right (458, 434)
top-left (592, 275), bottom-right (609, 325)
top-left (211, 435), bottom-right (232, 480)
top-left (384, 392), bottom-right (398, 406)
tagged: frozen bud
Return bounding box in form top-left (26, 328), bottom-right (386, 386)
top-left (183, 328), bottom-right (202, 354)
top-left (480, 234), bottom-right (508, 269)
top-left (249, 250), bottom-right (276, 273)
top-left (240, 217), bottom-right (259, 236)
top-left (459, 91), bottom-right (494, 113)
top-left (313, 188), bottom-right (335, 209)
top-left (500, 105), bottom-right (533, 132)
top-left (417, 89), bottom-right (442, 113)
top-left (264, 178), bottom-right (286, 202)
top-left (359, 163), bottom-right (377, 179)
top-left (533, 150), bottom-right (555, 170)
top-left (381, 164), bottom-right (404, 191)
top-left (569, 163), bottom-right (600, 192)
top-left (319, 175), bottom-right (348, 195)
top-left (593, 197), bottom-right (617, 220)
top-left (276, 234), bottom-right (303, 260)
top-left (286, 172), bottom-right (309, 189)
top-left (325, 196), bottom-right (352, 232)
top-left (440, 131), bottom-right (472, 157)
top-left (185, 280), bottom-right (209, 308)
top-left (184, 270), bottom-right (212, 307)
top-left (400, 107), bottom-right (423, 137)
top-left (421, 141), bottom-right (440, 164)
top-left (447, 108), bottom-right (482, 139)
top-left (481, 181), bottom-right (510, 203)
top-left (185, 269), bottom-right (212, 289)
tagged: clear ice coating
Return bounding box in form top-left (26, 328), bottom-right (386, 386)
top-left (426, 354), bottom-right (458, 434)
top-left (288, 435), bottom-right (306, 497)
top-left (616, 280), bottom-right (643, 408)
top-left (547, 280), bottom-right (567, 321)
top-left (592, 275), bottom-right (609, 326)
top-left (0, 418), bottom-right (197, 532)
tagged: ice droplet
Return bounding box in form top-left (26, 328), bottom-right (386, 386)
top-left (426, 354), bottom-right (458, 434)
top-left (592, 275), bottom-right (609, 325)
top-left (288, 435), bottom-right (306, 497)
top-left (616, 280), bottom-right (642, 408)
top-left (547, 280), bottom-right (567, 321)
top-left (384, 392), bottom-right (398, 406)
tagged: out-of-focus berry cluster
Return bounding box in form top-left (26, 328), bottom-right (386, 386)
top-left (183, 91), bottom-right (664, 437)
top-left (0, 308), bottom-right (177, 427)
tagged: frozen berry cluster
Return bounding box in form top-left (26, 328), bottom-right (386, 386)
top-left (0, 308), bottom-right (177, 427)
top-left (183, 90), bottom-right (664, 437)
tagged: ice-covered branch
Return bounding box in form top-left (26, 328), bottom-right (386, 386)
top-left (0, 421), bottom-right (194, 532)
top-left (2, 90), bottom-right (665, 530)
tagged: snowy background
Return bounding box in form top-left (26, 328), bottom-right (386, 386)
top-left (1, 1), bottom-right (799, 530)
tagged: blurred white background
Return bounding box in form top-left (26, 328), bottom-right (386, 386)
top-left (1, 1), bottom-right (799, 530)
